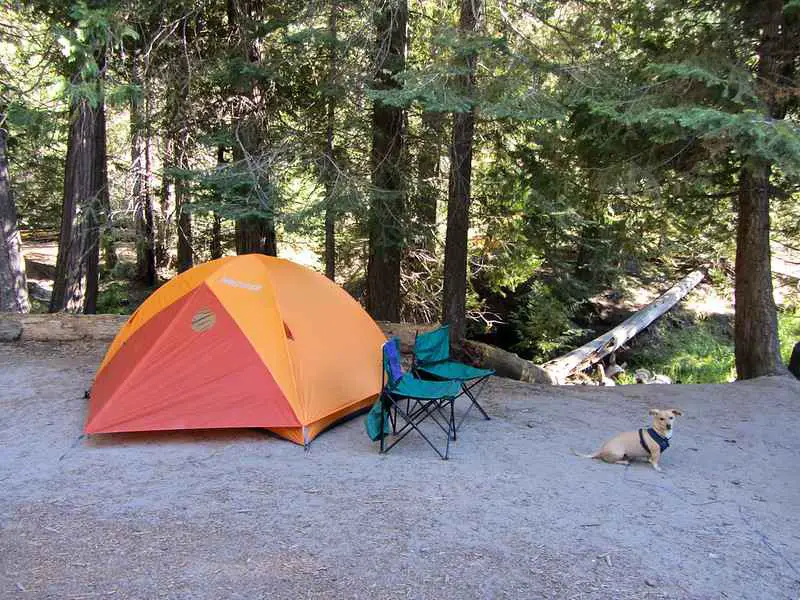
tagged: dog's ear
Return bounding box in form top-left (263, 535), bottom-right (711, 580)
top-left (648, 408), bottom-right (660, 416)
top-left (671, 409), bottom-right (683, 416)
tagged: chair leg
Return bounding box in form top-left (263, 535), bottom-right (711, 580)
top-left (454, 377), bottom-right (491, 433)
top-left (450, 398), bottom-right (456, 444)
top-left (381, 397), bottom-right (453, 460)
top-left (379, 397), bottom-right (386, 454)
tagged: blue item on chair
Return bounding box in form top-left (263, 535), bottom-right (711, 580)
top-left (368, 337), bottom-right (462, 459)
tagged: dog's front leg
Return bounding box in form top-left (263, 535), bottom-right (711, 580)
top-left (649, 448), bottom-right (663, 472)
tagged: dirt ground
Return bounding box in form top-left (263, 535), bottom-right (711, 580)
top-left (1, 342), bottom-right (799, 600)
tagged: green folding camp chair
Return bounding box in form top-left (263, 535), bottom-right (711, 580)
top-left (366, 337), bottom-right (462, 460)
top-left (412, 325), bottom-right (494, 434)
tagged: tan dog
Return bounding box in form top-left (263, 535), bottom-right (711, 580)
top-left (573, 409), bottom-right (682, 472)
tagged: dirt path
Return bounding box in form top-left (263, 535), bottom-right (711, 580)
top-left (1, 342), bottom-right (799, 599)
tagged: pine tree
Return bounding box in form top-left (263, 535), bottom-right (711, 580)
top-left (442, 0), bottom-right (481, 340)
top-left (734, 0), bottom-right (796, 378)
top-left (0, 112), bottom-right (30, 312)
top-left (366, 0), bottom-right (408, 321)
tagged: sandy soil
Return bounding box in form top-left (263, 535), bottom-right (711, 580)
top-left (1, 341), bottom-right (799, 599)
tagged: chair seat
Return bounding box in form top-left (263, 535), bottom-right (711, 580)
top-left (416, 360), bottom-right (494, 382)
top-left (392, 373), bottom-right (461, 399)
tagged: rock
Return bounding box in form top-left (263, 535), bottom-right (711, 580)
top-left (0, 318), bottom-right (23, 341)
top-left (789, 342), bottom-right (800, 379)
top-left (27, 281), bottom-right (52, 303)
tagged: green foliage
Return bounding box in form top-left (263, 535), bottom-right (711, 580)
top-left (95, 281), bottom-right (130, 314)
top-left (0, 0), bottom-right (796, 384)
top-left (619, 317), bottom-right (736, 384)
top-left (779, 310), bottom-right (800, 365)
top-left (617, 308), bottom-right (800, 384)
top-left (508, 282), bottom-right (591, 363)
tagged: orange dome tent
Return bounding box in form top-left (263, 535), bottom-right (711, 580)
top-left (86, 255), bottom-right (386, 444)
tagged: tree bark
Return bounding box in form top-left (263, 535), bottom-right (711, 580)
top-left (211, 213), bottom-right (223, 259)
top-left (541, 270), bottom-right (705, 383)
top-left (83, 95), bottom-right (109, 314)
top-left (366, 0), bottom-right (407, 321)
top-left (1, 312), bottom-right (126, 341)
top-left (735, 164), bottom-right (785, 378)
top-left (50, 95), bottom-right (97, 313)
top-left (442, 0), bottom-right (480, 341)
top-left (210, 145), bottom-right (225, 260)
top-left (156, 137), bottom-right (174, 269)
top-left (323, 0), bottom-right (339, 281)
top-left (734, 0), bottom-right (793, 379)
top-left (175, 133), bottom-right (193, 273)
top-left (0, 113), bottom-right (30, 312)
top-left (235, 216), bottom-right (275, 255)
top-left (230, 0), bottom-right (277, 258)
top-left (414, 110), bottom-right (443, 251)
top-left (131, 46), bottom-right (156, 286)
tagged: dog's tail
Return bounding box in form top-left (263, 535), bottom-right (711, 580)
top-left (570, 448), bottom-right (597, 459)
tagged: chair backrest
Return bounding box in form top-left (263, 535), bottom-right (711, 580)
top-left (382, 337), bottom-right (404, 387)
top-left (414, 325), bottom-right (451, 365)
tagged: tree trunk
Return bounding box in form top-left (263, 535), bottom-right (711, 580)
top-left (210, 145), bottom-right (225, 260)
top-left (414, 110), bottom-right (444, 251)
top-left (211, 213), bottom-right (223, 259)
top-left (734, 0), bottom-right (792, 379)
top-left (1, 312), bottom-right (127, 341)
top-left (542, 269), bottom-right (706, 383)
top-left (50, 95), bottom-right (97, 313)
top-left (323, 0), bottom-right (339, 281)
top-left (131, 47), bottom-right (156, 286)
top-left (156, 137), bottom-right (174, 269)
top-left (83, 96), bottom-right (109, 314)
top-left (735, 164), bottom-right (785, 378)
top-left (231, 158), bottom-right (277, 259)
top-left (229, 0), bottom-right (277, 258)
top-left (175, 134), bottom-right (193, 273)
top-left (442, 0), bottom-right (480, 341)
top-left (235, 217), bottom-right (272, 255)
top-left (462, 340), bottom-right (557, 384)
top-left (0, 113), bottom-right (30, 313)
top-left (366, 0), bottom-right (407, 321)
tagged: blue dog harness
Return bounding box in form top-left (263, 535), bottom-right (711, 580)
top-left (639, 428), bottom-right (669, 454)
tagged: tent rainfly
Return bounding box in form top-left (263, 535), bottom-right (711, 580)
top-left (85, 255), bottom-right (386, 444)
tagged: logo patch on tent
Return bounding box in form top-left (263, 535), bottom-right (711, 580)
top-left (220, 277), bottom-right (263, 292)
top-left (191, 308), bottom-right (216, 332)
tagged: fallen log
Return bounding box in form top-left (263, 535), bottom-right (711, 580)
top-left (2, 314), bottom-right (556, 384)
top-left (461, 340), bottom-right (557, 384)
top-left (0, 313), bottom-right (127, 342)
top-left (540, 269), bottom-right (706, 384)
top-left (377, 321), bottom-right (555, 383)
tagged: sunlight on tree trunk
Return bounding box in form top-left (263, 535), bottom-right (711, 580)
top-left (0, 115), bottom-right (30, 313)
top-left (131, 44), bottom-right (155, 286)
top-left (175, 133), bottom-right (193, 273)
top-left (83, 96), bottom-right (109, 314)
top-left (323, 0), bottom-right (339, 281)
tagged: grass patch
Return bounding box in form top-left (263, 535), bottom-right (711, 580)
top-left (779, 309), bottom-right (800, 364)
top-left (96, 282), bottom-right (132, 314)
top-left (618, 309), bottom-right (800, 384)
top-left (620, 317), bottom-right (735, 384)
